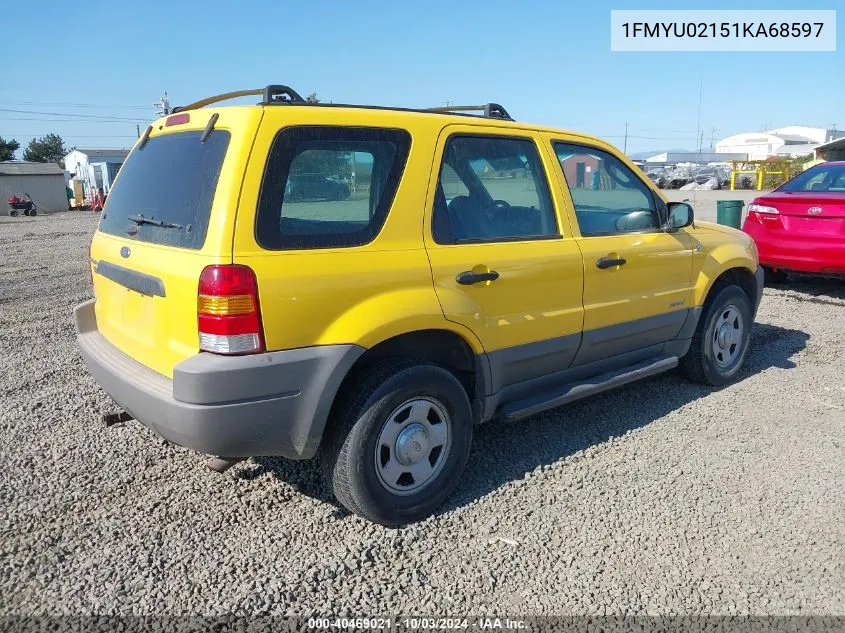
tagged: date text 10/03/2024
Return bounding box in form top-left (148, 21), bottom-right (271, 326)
top-left (306, 617), bottom-right (527, 630)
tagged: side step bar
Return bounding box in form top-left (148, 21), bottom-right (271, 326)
top-left (498, 355), bottom-right (679, 423)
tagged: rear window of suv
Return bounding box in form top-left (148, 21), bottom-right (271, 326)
top-left (98, 131), bottom-right (230, 249)
top-left (256, 126), bottom-right (411, 250)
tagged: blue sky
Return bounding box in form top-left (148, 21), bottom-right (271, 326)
top-left (1, 0), bottom-right (841, 155)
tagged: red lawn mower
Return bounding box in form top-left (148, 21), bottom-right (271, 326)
top-left (7, 193), bottom-right (37, 217)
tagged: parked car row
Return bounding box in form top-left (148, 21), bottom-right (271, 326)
top-left (284, 174), bottom-right (351, 201)
top-left (646, 166), bottom-right (731, 190)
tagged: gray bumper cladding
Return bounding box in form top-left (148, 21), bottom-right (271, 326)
top-left (74, 299), bottom-right (364, 459)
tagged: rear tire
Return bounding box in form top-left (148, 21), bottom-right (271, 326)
top-left (680, 284), bottom-right (752, 386)
top-left (763, 266), bottom-right (787, 285)
top-left (9, 210), bottom-right (17, 217)
top-left (323, 358), bottom-right (473, 526)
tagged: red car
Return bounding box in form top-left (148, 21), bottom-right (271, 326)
top-left (742, 161), bottom-right (845, 282)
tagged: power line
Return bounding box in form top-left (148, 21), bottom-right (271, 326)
top-left (600, 134), bottom-right (702, 141)
top-left (0, 108), bottom-right (148, 122)
top-left (0, 99), bottom-right (149, 110)
top-left (0, 116), bottom-right (148, 123)
top-left (12, 133), bottom-right (138, 138)
top-left (625, 128), bottom-right (700, 134)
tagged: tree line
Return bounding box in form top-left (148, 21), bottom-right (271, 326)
top-left (0, 133), bottom-right (70, 165)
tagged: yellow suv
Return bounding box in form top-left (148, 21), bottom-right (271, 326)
top-left (75, 85), bottom-right (763, 525)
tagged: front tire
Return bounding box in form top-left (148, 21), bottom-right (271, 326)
top-left (680, 284), bottom-right (752, 386)
top-left (323, 358), bottom-right (473, 526)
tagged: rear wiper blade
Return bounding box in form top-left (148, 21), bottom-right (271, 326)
top-left (127, 214), bottom-right (182, 229)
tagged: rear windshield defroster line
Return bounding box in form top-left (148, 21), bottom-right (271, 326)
top-left (98, 130), bottom-right (231, 250)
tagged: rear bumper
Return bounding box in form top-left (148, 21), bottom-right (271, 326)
top-left (74, 299), bottom-right (364, 459)
top-left (745, 222), bottom-right (845, 275)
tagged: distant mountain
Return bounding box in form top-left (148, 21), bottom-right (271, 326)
top-left (628, 148), bottom-right (692, 159)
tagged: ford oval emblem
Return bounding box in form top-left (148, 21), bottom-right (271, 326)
top-left (808, 207), bottom-right (822, 215)
top-left (120, 246), bottom-right (131, 258)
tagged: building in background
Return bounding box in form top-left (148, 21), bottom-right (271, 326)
top-left (812, 136), bottom-right (845, 162)
top-left (716, 127), bottom-right (845, 161)
top-left (64, 148), bottom-right (130, 203)
top-left (0, 162), bottom-right (68, 214)
top-left (559, 154), bottom-right (601, 187)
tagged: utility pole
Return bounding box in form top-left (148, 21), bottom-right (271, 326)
top-left (699, 131), bottom-right (704, 154)
top-left (154, 91), bottom-right (171, 116)
top-left (710, 127), bottom-right (718, 150)
top-left (695, 77), bottom-right (703, 154)
top-left (136, 124), bottom-right (140, 139)
top-left (623, 122), bottom-right (629, 154)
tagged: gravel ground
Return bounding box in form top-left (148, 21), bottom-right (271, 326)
top-left (1, 212), bottom-right (844, 618)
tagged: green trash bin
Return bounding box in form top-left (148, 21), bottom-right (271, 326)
top-left (716, 200), bottom-right (744, 229)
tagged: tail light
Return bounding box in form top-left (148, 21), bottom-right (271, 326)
top-left (198, 265), bottom-right (264, 355)
top-left (747, 203), bottom-right (779, 216)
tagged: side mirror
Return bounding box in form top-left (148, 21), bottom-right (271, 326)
top-left (666, 201), bottom-right (694, 231)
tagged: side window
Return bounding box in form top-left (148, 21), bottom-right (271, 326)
top-left (432, 135), bottom-right (558, 244)
top-left (554, 142), bottom-right (661, 237)
top-left (440, 164), bottom-right (469, 200)
top-left (256, 126), bottom-right (411, 250)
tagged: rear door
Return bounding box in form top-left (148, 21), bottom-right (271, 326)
top-left (423, 126), bottom-right (585, 390)
top-left (90, 108), bottom-right (262, 378)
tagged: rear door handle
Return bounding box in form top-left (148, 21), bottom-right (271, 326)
top-left (596, 257), bottom-right (627, 269)
top-left (456, 270), bottom-right (500, 285)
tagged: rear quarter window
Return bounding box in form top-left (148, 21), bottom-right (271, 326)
top-left (256, 126), bottom-right (411, 250)
top-left (98, 131), bottom-right (230, 249)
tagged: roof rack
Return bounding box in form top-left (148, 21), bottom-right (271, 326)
top-left (260, 85), bottom-right (306, 105)
top-left (426, 103), bottom-right (513, 121)
top-left (171, 85), bottom-right (514, 121)
top-left (172, 85), bottom-right (306, 113)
